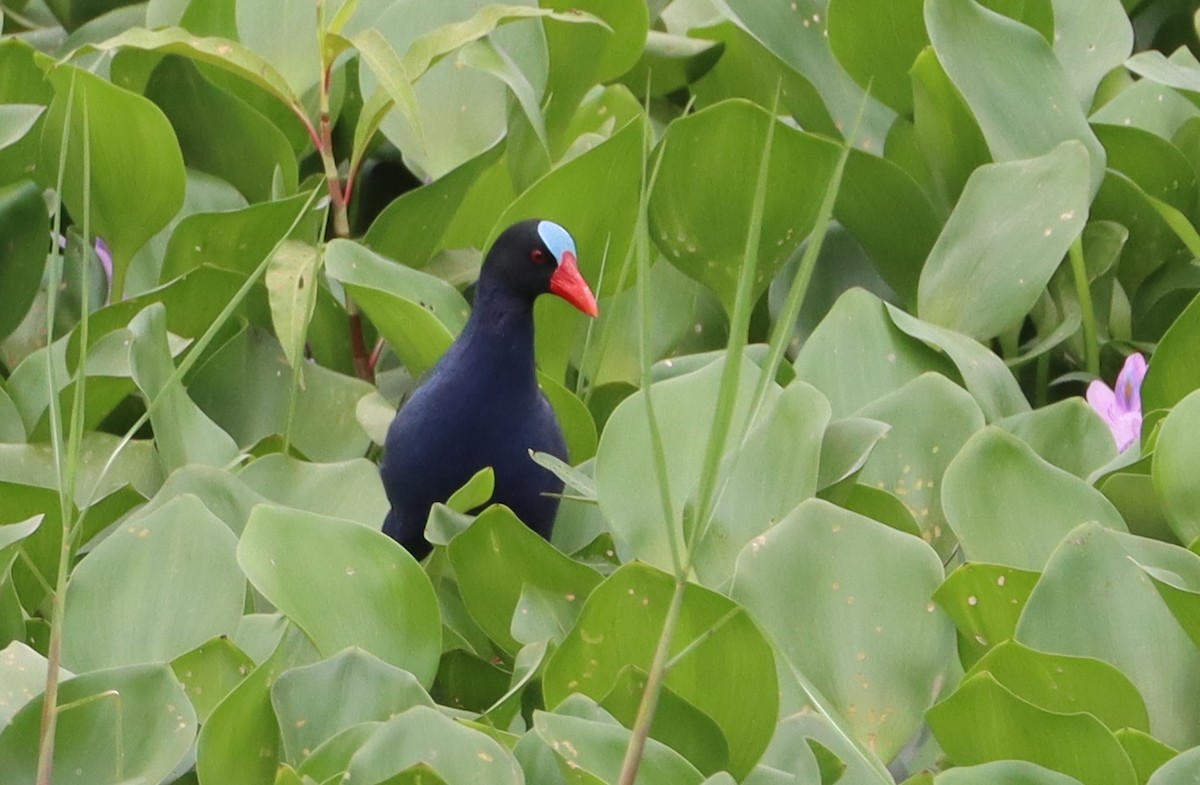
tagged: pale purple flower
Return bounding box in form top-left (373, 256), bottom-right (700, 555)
top-left (1087, 352), bottom-right (1147, 452)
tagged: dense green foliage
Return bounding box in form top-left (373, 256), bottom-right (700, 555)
top-left (1, 1), bottom-right (1200, 784)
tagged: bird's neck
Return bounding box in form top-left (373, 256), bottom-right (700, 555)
top-left (450, 278), bottom-right (538, 385)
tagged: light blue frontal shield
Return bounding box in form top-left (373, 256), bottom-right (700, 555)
top-left (536, 220), bottom-right (577, 264)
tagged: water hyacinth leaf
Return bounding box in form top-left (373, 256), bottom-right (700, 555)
top-left (237, 455), bottom-right (388, 528)
top-left (433, 649), bottom-right (509, 713)
top-left (543, 562), bottom-right (777, 780)
top-left (145, 55), bottom-right (298, 202)
top-left (826, 0), bottom-right (926, 116)
top-left (594, 355), bottom-right (767, 569)
top-left (937, 761), bottom-right (1085, 785)
top-left (1018, 523), bottom-right (1200, 750)
top-left (855, 373), bottom-right (985, 556)
top-left (0, 104), bottom-right (44, 150)
top-left (534, 707), bottom-right (705, 785)
top-left (694, 380), bottom-right (830, 588)
top-left (910, 47), bottom-right (991, 209)
top-left (1147, 745), bottom-right (1200, 785)
top-left (649, 99), bottom-right (839, 314)
top-left (344, 705), bottom-right (522, 784)
top-left (917, 142), bottom-right (1090, 341)
top-left (237, 505), bottom-right (441, 686)
top-left (925, 0), bottom-right (1105, 192)
top-left (927, 674), bottom-right (1136, 785)
top-left (38, 65), bottom-right (187, 299)
top-left (943, 428), bottom-right (1126, 570)
top-left (170, 635), bottom-right (257, 723)
top-left (0, 180), bottom-right (48, 341)
top-left (1150, 389), bottom-right (1200, 546)
top-left (61, 494), bottom-right (245, 672)
top-left (538, 371), bottom-right (599, 463)
top-left (1049, 0), bottom-right (1131, 108)
top-left (1141, 290), bottom-right (1200, 414)
top-left (271, 648), bottom-right (435, 767)
top-left (935, 562), bottom-right (1040, 667)
top-left (815, 416), bottom-right (890, 493)
top-left (886, 305), bottom-right (1029, 421)
top-left (996, 399), bottom-right (1117, 480)
top-left (758, 711), bottom-right (887, 785)
top-left (236, 0), bottom-right (321, 100)
top-left (265, 240), bottom-right (320, 371)
top-left (732, 499), bottom-right (953, 763)
top-left (619, 30), bottom-right (724, 98)
top-left (324, 238), bottom-right (470, 377)
top-left (0, 641), bottom-right (68, 728)
top-left (128, 303), bottom-right (241, 471)
top-left (795, 289), bottom-right (957, 420)
top-left (967, 640), bottom-right (1150, 734)
top-left (1115, 729), bottom-right (1175, 785)
top-left (1094, 123), bottom-right (1196, 218)
top-left (447, 506), bottom-right (602, 653)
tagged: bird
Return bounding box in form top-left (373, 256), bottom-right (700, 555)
top-left (380, 219), bottom-right (599, 559)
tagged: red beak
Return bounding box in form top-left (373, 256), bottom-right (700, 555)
top-left (549, 251), bottom-right (598, 317)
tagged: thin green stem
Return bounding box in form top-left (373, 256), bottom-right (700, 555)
top-left (616, 578), bottom-right (686, 785)
top-left (664, 606), bottom-right (742, 671)
top-left (1069, 235), bottom-right (1099, 376)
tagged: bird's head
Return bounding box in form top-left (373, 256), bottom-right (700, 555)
top-left (485, 219), bottom-right (599, 317)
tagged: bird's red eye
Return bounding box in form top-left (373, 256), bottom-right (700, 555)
top-left (530, 248), bottom-right (547, 264)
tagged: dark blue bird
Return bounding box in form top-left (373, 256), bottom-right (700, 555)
top-left (380, 219), bottom-right (598, 559)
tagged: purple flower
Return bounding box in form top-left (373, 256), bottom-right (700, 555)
top-left (1087, 352), bottom-right (1147, 452)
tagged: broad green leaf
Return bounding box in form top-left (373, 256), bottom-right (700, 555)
top-left (0, 180), bottom-right (49, 341)
top-left (694, 380), bottom-right (829, 587)
top-left (345, 706), bottom-right (522, 784)
top-left (855, 373), bottom-right (985, 556)
top-left (447, 506), bottom-right (601, 653)
top-left (925, 0), bottom-right (1105, 192)
top-left (827, 0), bottom-right (926, 115)
top-left (1151, 389), bottom-right (1200, 546)
top-left (324, 238), bottom-right (470, 377)
top-left (0, 105), bottom-right (44, 151)
top-left (910, 47), bottom-right (991, 209)
top-left (938, 762), bottom-right (1083, 785)
top-left (39, 65), bottom-right (187, 298)
top-left (145, 55), bottom-right (298, 202)
top-left (265, 240), bottom-right (320, 370)
top-left (170, 636), bottom-right (257, 723)
top-left (917, 142), bottom-right (1090, 341)
top-left (272, 648), bottom-right (434, 766)
top-left (967, 640), bottom-right (1150, 734)
top-left (943, 427), bottom-right (1126, 570)
top-left (935, 562), bottom-right (1040, 668)
top-left (1049, 0), bottom-right (1131, 108)
top-left (1147, 745), bottom-right (1200, 785)
top-left (1115, 729), bottom-right (1175, 785)
top-left (649, 99), bottom-right (839, 314)
top-left (237, 454), bottom-right (387, 528)
top-left (1142, 290), bottom-right (1200, 413)
top-left (534, 709), bottom-right (705, 785)
top-left (236, 0), bottom-right (321, 99)
top-left (886, 305), bottom-right (1030, 421)
top-left (196, 624), bottom-right (320, 785)
top-left (794, 289), bottom-right (957, 419)
top-left (238, 505), bottom-right (441, 686)
top-left (538, 371), bottom-right (599, 464)
top-left (594, 355), bottom-right (767, 569)
top-left (996, 399), bottom-right (1117, 480)
top-left (619, 30), bottom-right (723, 99)
top-left (0, 664), bottom-right (196, 785)
top-left (1018, 523), bottom-right (1200, 750)
top-left (128, 302), bottom-right (240, 471)
top-left (62, 494), bottom-right (244, 672)
top-left (928, 674), bottom-right (1136, 785)
top-left (758, 710), bottom-right (888, 785)
top-left (732, 499), bottom-right (954, 763)
top-left (544, 562), bottom-right (777, 780)
top-left (0, 641), bottom-right (70, 728)
top-left (1094, 123), bottom-right (1196, 218)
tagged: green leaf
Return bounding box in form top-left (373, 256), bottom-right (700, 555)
top-left (0, 641), bottom-right (69, 728)
top-left (62, 494), bottom-right (244, 672)
top-left (910, 47), bottom-right (991, 208)
top-left (447, 506), bottom-right (602, 653)
top-left (145, 55), bottom-right (299, 202)
top-left (0, 664), bottom-right (196, 785)
top-left (943, 427), bottom-right (1126, 570)
top-left (344, 706), bottom-right (523, 784)
top-left (1018, 523), bottom-right (1200, 750)
top-left (731, 499), bottom-right (954, 763)
top-left (935, 562), bottom-right (1040, 668)
top-left (544, 562), bottom-right (777, 780)
top-left (1151, 389), bottom-right (1200, 547)
top-left (1049, 0), bottom-right (1131, 108)
top-left (928, 672), bottom-right (1136, 785)
top-left (170, 636), bottom-right (257, 723)
top-left (917, 142), bottom-right (1091, 341)
top-left (265, 240), bottom-right (320, 371)
top-left (1115, 728), bottom-right (1175, 785)
top-left (0, 180), bottom-right (49, 341)
top-left (1145, 743), bottom-right (1200, 785)
top-left (271, 648), bottom-right (435, 767)
top-left (128, 302), bottom-right (241, 471)
top-left (0, 104), bottom-right (44, 151)
top-left (39, 64), bottom-right (187, 299)
top-left (827, 0), bottom-right (926, 115)
top-left (534, 706), bottom-right (704, 785)
top-left (235, 0), bottom-right (321, 99)
top-left (236, 454), bottom-right (387, 528)
top-left (996, 398), bottom-right (1117, 480)
top-left (1142, 291), bottom-right (1200, 413)
top-left (619, 30), bottom-right (724, 99)
top-left (649, 99), bottom-right (839, 314)
top-left (324, 238), bottom-right (470, 377)
top-left (238, 505), bottom-right (441, 686)
top-left (925, 0), bottom-right (1105, 192)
